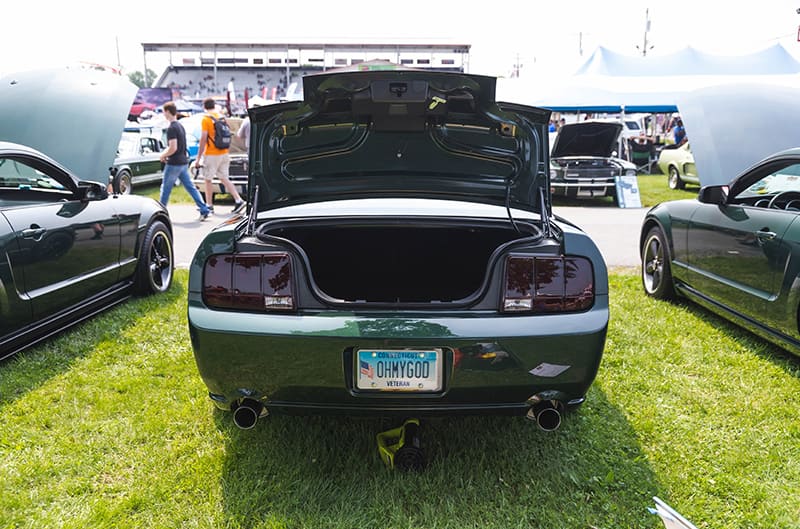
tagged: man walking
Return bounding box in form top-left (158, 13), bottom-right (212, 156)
top-left (159, 101), bottom-right (211, 220)
top-left (196, 97), bottom-right (246, 214)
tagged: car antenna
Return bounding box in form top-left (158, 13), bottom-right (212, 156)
top-left (246, 185), bottom-right (259, 236)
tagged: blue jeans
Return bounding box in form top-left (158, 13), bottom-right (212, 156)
top-left (160, 163), bottom-right (210, 215)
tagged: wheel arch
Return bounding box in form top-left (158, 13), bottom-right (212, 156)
top-left (639, 211), bottom-right (674, 260)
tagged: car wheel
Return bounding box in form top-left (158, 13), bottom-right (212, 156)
top-left (641, 226), bottom-right (675, 300)
top-left (134, 220), bottom-right (173, 295)
top-left (668, 166), bottom-right (685, 190)
top-left (115, 171), bottom-right (132, 195)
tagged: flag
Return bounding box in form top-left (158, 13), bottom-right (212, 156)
top-left (360, 360), bottom-right (374, 379)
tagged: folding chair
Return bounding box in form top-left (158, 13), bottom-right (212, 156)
top-left (628, 137), bottom-right (655, 174)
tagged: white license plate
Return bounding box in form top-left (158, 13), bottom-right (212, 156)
top-left (355, 349), bottom-right (442, 392)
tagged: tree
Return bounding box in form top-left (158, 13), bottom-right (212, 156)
top-left (128, 69), bottom-right (157, 89)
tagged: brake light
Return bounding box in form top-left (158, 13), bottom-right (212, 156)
top-left (203, 252), bottom-right (295, 311)
top-left (502, 256), bottom-right (594, 313)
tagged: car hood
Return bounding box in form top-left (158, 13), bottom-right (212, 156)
top-left (550, 121), bottom-right (623, 158)
top-left (249, 68), bottom-right (551, 213)
top-left (677, 83), bottom-right (800, 187)
top-left (0, 67), bottom-right (137, 184)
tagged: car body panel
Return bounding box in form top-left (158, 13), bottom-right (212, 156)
top-left (0, 68), bottom-right (173, 360)
top-left (641, 147), bottom-right (800, 355)
top-left (0, 68), bottom-right (137, 185)
top-left (676, 83), bottom-right (800, 187)
top-left (189, 69), bottom-right (607, 420)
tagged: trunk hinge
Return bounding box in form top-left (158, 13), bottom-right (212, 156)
top-left (246, 185), bottom-right (260, 236)
top-left (538, 186), bottom-right (553, 239)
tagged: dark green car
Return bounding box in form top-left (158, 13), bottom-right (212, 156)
top-left (642, 149), bottom-right (800, 354)
top-left (641, 83), bottom-right (800, 356)
top-left (0, 68), bottom-right (174, 360)
top-left (188, 67), bottom-right (608, 430)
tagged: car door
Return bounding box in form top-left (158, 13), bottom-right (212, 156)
top-left (0, 210), bottom-right (32, 342)
top-left (686, 166), bottom-right (798, 319)
top-left (0, 155), bottom-right (122, 321)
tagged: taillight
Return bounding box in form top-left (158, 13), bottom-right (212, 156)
top-left (502, 255), bottom-right (594, 313)
top-left (203, 252), bottom-right (295, 311)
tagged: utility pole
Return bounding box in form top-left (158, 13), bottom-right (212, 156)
top-left (637, 8), bottom-right (654, 56)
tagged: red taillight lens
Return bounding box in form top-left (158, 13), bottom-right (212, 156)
top-left (502, 256), bottom-right (594, 313)
top-left (203, 252), bottom-right (295, 311)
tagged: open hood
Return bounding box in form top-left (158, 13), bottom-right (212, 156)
top-left (249, 68), bottom-right (551, 212)
top-left (0, 67), bottom-right (137, 184)
top-left (550, 121), bottom-right (623, 158)
top-left (677, 82), bottom-right (800, 187)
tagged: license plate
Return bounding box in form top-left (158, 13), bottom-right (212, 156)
top-left (355, 349), bottom-right (442, 392)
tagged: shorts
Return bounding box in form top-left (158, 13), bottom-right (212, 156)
top-left (201, 153), bottom-right (230, 182)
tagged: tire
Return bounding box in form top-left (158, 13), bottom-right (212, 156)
top-left (641, 226), bottom-right (675, 300)
top-left (134, 220), bottom-right (173, 295)
top-left (668, 166), bottom-right (685, 190)
top-left (114, 171), bottom-right (132, 195)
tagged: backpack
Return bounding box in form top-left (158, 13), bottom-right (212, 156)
top-left (207, 114), bottom-right (232, 149)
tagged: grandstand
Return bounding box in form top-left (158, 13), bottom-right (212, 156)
top-left (142, 40), bottom-right (471, 106)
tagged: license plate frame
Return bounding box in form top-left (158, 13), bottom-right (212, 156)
top-left (355, 348), bottom-right (443, 392)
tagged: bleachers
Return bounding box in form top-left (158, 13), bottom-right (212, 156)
top-left (157, 66), bottom-right (320, 103)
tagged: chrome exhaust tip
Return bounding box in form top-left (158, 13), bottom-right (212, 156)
top-left (526, 400), bottom-right (563, 432)
top-left (232, 398), bottom-right (264, 430)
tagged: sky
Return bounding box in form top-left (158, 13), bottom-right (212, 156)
top-left (3, 1), bottom-right (800, 79)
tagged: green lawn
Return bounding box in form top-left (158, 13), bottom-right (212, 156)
top-left (1, 271), bottom-right (798, 528)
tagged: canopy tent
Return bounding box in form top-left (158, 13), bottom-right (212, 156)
top-left (497, 44), bottom-right (800, 114)
top-left (575, 44), bottom-right (800, 77)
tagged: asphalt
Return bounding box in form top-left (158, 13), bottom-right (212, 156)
top-left (167, 203), bottom-right (648, 270)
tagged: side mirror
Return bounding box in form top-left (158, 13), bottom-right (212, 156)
top-left (77, 180), bottom-right (109, 201)
top-left (698, 185), bottom-right (728, 205)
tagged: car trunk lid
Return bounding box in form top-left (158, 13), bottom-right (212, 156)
top-left (249, 67), bottom-right (551, 214)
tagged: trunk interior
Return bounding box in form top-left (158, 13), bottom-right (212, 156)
top-left (261, 221), bottom-right (536, 304)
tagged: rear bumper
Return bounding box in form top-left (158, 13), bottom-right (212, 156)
top-left (188, 294), bottom-right (608, 415)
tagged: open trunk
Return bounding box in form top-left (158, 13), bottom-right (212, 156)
top-left (259, 220), bottom-right (541, 304)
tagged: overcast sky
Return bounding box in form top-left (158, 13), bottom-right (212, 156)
top-left (3, 0), bottom-right (800, 78)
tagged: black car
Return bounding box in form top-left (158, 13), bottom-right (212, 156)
top-left (0, 68), bottom-right (174, 359)
top-left (550, 121), bottom-right (637, 202)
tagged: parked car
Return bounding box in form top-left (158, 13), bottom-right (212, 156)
top-left (188, 67), bottom-right (609, 431)
top-left (0, 68), bottom-right (174, 360)
top-left (640, 83), bottom-right (800, 356)
top-left (550, 121), bottom-right (637, 202)
top-left (111, 126), bottom-right (166, 194)
top-left (657, 141), bottom-right (698, 189)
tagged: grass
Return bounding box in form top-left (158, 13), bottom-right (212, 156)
top-left (136, 182), bottom-right (236, 206)
top-left (1, 271), bottom-right (799, 528)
